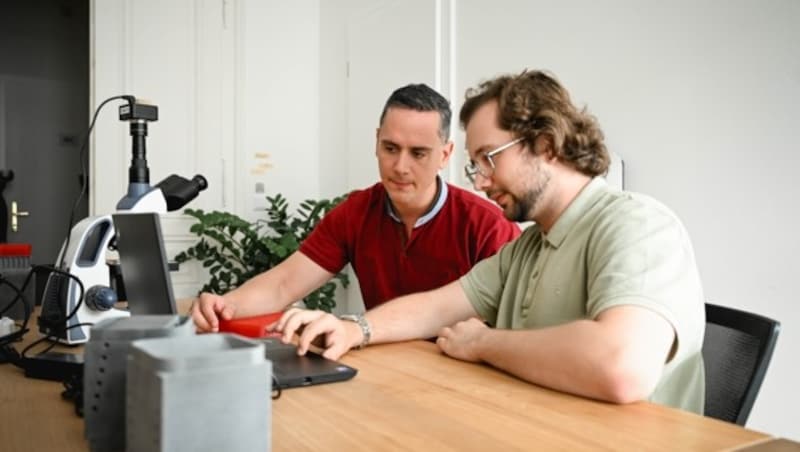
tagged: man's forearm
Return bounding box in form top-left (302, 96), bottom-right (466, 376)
top-left (473, 307), bottom-right (674, 404)
top-left (223, 252), bottom-right (335, 318)
top-left (223, 271), bottom-right (291, 317)
top-left (366, 281), bottom-right (476, 345)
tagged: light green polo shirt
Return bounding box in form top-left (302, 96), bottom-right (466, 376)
top-left (460, 177), bottom-right (705, 413)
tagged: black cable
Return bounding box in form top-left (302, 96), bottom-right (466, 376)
top-left (62, 371), bottom-right (84, 417)
top-left (0, 272), bottom-right (32, 350)
top-left (59, 95), bottom-right (133, 269)
top-left (0, 268), bottom-right (33, 318)
top-left (0, 265), bottom-right (88, 369)
top-left (271, 374), bottom-right (282, 400)
top-left (0, 268), bottom-right (36, 365)
top-left (38, 265), bottom-right (86, 323)
top-left (0, 343), bottom-right (20, 364)
top-left (21, 266), bottom-right (87, 361)
top-left (0, 275), bottom-right (29, 320)
top-left (21, 321), bottom-right (92, 353)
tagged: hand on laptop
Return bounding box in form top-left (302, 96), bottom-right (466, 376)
top-left (191, 293), bottom-right (237, 333)
top-left (269, 308), bottom-right (363, 360)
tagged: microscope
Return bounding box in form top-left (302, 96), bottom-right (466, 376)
top-left (38, 97), bottom-right (208, 344)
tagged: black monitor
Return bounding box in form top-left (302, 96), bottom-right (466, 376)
top-left (112, 213), bottom-right (177, 315)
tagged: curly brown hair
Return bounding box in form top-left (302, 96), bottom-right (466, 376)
top-left (459, 70), bottom-right (609, 177)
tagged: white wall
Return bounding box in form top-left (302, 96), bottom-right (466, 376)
top-left (92, 0), bottom-right (322, 219)
top-left (318, 1), bottom-right (355, 199)
top-left (318, 0), bottom-right (446, 314)
top-left (454, 0), bottom-right (800, 439)
top-left (92, 0), bottom-right (238, 298)
top-left (236, 0), bottom-right (321, 221)
top-left (91, 0), bottom-right (322, 297)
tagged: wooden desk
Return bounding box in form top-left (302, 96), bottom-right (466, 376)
top-left (0, 314), bottom-right (771, 451)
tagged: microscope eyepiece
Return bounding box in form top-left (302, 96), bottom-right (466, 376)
top-left (192, 175), bottom-right (208, 191)
top-left (155, 174), bottom-right (209, 212)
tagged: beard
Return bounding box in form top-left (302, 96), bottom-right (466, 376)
top-left (505, 164), bottom-right (551, 222)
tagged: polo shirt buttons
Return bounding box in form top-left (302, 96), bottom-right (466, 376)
top-left (521, 295), bottom-right (531, 317)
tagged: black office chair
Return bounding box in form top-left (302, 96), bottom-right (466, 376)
top-left (702, 302), bottom-right (780, 426)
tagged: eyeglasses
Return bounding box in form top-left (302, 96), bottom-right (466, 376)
top-left (464, 137), bottom-right (524, 184)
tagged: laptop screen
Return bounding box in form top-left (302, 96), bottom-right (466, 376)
top-left (112, 212), bottom-right (177, 315)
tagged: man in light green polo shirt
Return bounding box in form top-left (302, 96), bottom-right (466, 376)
top-left (273, 70), bottom-right (706, 413)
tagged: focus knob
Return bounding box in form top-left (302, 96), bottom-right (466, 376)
top-left (84, 285), bottom-right (118, 311)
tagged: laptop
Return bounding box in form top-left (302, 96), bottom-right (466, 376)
top-left (258, 337), bottom-right (357, 389)
top-left (112, 213), bottom-right (178, 315)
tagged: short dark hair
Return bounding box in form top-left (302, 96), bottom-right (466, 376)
top-left (379, 84), bottom-right (451, 141)
top-left (459, 70), bottom-right (609, 177)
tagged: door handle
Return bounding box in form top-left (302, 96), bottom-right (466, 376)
top-left (11, 201), bottom-right (29, 232)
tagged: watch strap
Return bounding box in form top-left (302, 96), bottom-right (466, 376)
top-left (339, 314), bottom-right (371, 349)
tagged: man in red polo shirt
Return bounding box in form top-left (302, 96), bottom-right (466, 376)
top-left (192, 84), bottom-right (520, 332)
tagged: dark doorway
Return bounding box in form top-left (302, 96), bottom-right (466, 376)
top-left (0, 0), bottom-right (89, 267)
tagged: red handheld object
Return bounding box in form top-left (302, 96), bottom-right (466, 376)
top-left (217, 312), bottom-right (283, 338)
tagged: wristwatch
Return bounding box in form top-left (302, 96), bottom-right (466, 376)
top-left (339, 313), bottom-right (371, 350)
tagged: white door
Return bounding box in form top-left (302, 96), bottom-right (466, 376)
top-left (342, 0), bottom-right (444, 312)
top-left (90, 0), bottom-right (234, 298)
top-left (345, 0), bottom-right (442, 190)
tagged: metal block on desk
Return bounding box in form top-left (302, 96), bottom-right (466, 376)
top-left (84, 315), bottom-right (194, 452)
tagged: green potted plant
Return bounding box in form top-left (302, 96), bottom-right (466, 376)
top-left (175, 193), bottom-right (349, 312)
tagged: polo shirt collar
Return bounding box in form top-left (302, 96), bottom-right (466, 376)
top-left (544, 177), bottom-right (608, 248)
top-left (385, 175), bottom-right (448, 228)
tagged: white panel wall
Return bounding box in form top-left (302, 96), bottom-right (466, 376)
top-left (90, 0), bottom-right (222, 213)
top-left (318, 0), bottom-right (450, 194)
top-left (92, 0), bottom-right (235, 298)
top-left (456, 0), bottom-right (799, 439)
top-left (318, 1), bottom-right (356, 199)
top-left (92, 0), bottom-right (322, 297)
top-left (344, 1), bottom-right (439, 190)
top-left (236, 0), bottom-right (320, 221)
top-left (319, 0), bottom-right (443, 314)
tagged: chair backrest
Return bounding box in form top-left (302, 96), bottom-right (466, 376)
top-left (702, 303), bottom-right (780, 425)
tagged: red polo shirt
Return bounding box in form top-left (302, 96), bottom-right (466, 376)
top-left (299, 180), bottom-right (520, 309)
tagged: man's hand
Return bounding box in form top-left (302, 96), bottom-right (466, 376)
top-left (191, 292), bottom-right (237, 333)
top-left (436, 318), bottom-right (489, 363)
top-left (270, 308), bottom-right (362, 360)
